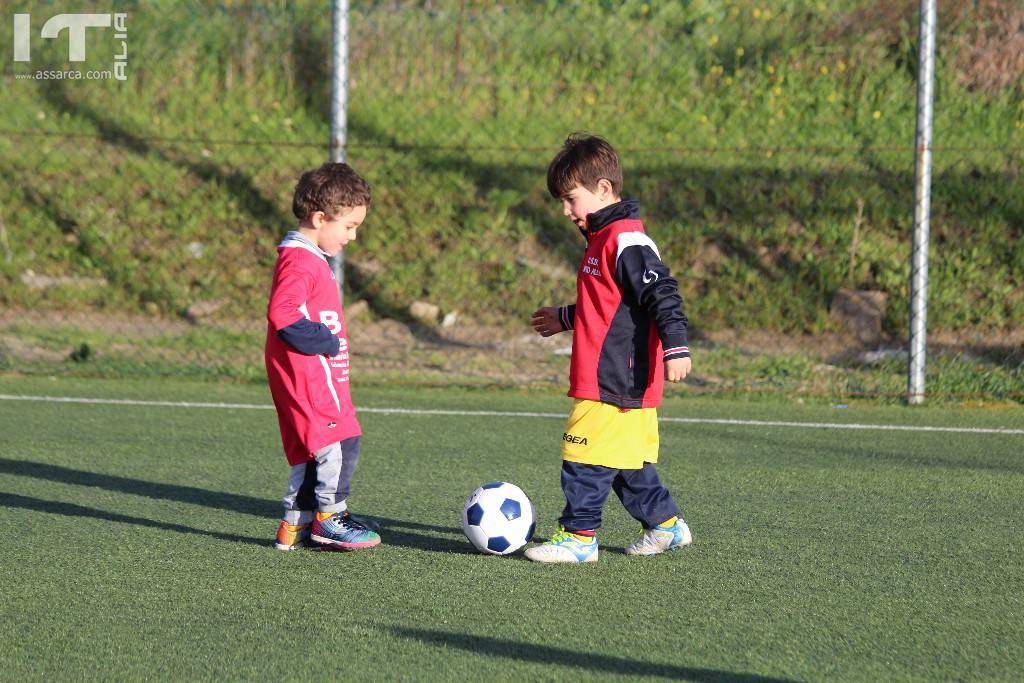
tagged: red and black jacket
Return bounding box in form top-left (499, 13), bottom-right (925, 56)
top-left (558, 200), bottom-right (690, 409)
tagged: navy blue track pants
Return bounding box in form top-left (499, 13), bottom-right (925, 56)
top-left (559, 460), bottom-right (679, 532)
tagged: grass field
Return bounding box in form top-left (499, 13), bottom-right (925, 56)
top-left (1, 375), bottom-right (1023, 681)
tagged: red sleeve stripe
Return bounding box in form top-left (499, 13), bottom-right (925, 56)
top-left (560, 306), bottom-right (571, 330)
top-left (663, 346), bottom-right (689, 357)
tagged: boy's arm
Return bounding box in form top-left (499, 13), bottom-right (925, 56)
top-left (615, 235), bottom-right (690, 362)
top-left (268, 263), bottom-right (341, 356)
top-left (277, 319), bottom-right (341, 356)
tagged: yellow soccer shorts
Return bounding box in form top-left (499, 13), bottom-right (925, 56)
top-left (561, 399), bottom-right (659, 470)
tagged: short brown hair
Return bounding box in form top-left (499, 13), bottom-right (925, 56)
top-left (546, 133), bottom-right (623, 199)
top-left (292, 162), bottom-right (371, 221)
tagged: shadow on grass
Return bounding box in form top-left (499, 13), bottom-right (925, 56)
top-left (0, 457), bottom-right (278, 517)
top-left (0, 457), bottom-right (467, 553)
top-left (0, 491), bottom-right (265, 546)
top-left (386, 626), bottom-right (797, 682)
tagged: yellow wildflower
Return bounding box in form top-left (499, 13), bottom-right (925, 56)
top-left (873, 110), bottom-right (881, 119)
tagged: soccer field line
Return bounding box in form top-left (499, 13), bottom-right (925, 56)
top-left (1, 393), bottom-right (1023, 435)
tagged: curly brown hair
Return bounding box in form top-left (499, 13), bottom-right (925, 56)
top-left (292, 162), bottom-right (371, 221)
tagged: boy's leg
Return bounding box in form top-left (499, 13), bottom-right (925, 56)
top-left (559, 461), bottom-right (617, 532)
top-left (309, 437), bottom-right (380, 549)
top-left (313, 436), bottom-right (360, 513)
top-left (524, 461), bottom-right (613, 563)
top-left (276, 461), bottom-right (316, 550)
top-left (612, 463), bottom-right (679, 529)
top-left (615, 463), bottom-right (692, 555)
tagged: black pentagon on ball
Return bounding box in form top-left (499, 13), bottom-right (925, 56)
top-left (480, 481), bottom-right (504, 490)
top-left (466, 502), bottom-right (484, 526)
top-left (487, 536), bottom-right (511, 553)
top-left (499, 498), bottom-right (521, 521)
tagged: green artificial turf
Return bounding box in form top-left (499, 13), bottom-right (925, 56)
top-left (0, 376), bottom-right (1022, 681)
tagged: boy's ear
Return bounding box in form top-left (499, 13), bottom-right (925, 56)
top-left (309, 210), bottom-right (327, 228)
top-left (596, 178), bottom-right (614, 200)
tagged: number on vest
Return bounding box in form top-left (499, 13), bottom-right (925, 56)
top-left (320, 310), bottom-right (341, 334)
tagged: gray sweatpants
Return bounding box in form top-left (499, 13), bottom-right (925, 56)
top-left (282, 436), bottom-right (361, 524)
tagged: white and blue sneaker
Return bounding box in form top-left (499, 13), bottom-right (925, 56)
top-left (626, 518), bottom-right (692, 556)
top-left (524, 528), bottom-right (598, 563)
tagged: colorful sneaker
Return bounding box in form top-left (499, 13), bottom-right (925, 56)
top-left (625, 518), bottom-right (692, 556)
top-left (274, 521), bottom-right (311, 551)
top-left (524, 528), bottom-right (598, 563)
top-left (311, 512), bottom-right (381, 550)
top-left (345, 513), bottom-right (381, 532)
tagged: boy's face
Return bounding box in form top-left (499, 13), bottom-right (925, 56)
top-left (559, 179), bottom-right (617, 230)
top-left (312, 205), bottom-right (367, 256)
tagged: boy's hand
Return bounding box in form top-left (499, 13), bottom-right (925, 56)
top-left (531, 307), bottom-right (562, 337)
top-left (665, 356), bottom-right (691, 383)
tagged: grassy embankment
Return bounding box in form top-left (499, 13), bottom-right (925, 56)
top-left (0, 0), bottom-right (1020, 400)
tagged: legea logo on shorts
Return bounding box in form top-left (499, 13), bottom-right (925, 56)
top-left (12, 12), bottom-right (127, 81)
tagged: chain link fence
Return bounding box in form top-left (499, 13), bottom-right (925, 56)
top-left (1, 0), bottom-right (1021, 402)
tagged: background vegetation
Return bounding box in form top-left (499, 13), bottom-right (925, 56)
top-left (0, 0), bottom-right (1021, 400)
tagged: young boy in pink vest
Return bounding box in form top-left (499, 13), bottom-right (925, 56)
top-left (265, 162), bottom-right (379, 551)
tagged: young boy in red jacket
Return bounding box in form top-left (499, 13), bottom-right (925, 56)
top-left (525, 133), bottom-right (692, 563)
top-left (265, 162), bottom-right (379, 551)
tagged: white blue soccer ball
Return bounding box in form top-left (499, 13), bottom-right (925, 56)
top-left (462, 482), bottom-right (536, 555)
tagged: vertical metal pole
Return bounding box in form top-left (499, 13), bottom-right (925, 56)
top-left (329, 0), bottom-right (349, 301)
top-left (908, 0), bottom-right (936, 405)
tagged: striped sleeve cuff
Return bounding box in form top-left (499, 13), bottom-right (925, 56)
top-left (663, 346), bottom-right (690, 359)
top-left (558, 305), bottom-right (574, 331)
top-left (663, 335), bottom-right (690, 360)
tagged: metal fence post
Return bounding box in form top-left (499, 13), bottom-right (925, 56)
top-left (329, 0), bottom-right (349, 301)
top-left (908, 0), bottom-right (936, 405)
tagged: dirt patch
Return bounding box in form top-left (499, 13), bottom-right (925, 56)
top-left (2, 308), bottom-right (1020, 381)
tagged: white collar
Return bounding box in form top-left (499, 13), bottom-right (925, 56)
top-left (278, 231), bottom-right (330, 258)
